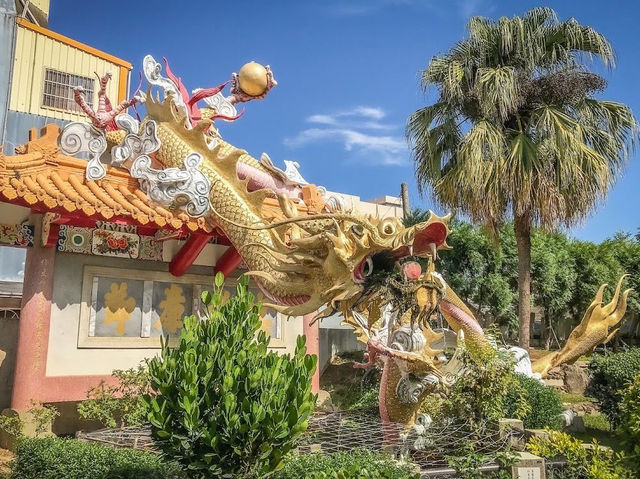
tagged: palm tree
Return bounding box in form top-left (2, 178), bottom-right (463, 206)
top-left (407, 7), bottom-right (637, 350)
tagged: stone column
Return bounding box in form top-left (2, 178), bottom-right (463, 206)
top-left (303, 313), bottom-right (320, 393)
top-left (10, 214), bottom-right (56, 410)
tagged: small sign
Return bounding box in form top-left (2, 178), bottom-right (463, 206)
top-left (516, 467), bottom-right (541, 479)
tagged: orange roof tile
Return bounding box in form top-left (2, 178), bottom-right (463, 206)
top-left (0, 125), bottom-right (214, 234)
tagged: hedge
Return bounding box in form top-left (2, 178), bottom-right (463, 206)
top-left (10, 437), bottom-right (186, 479)
top-left (275, 449), bottom-right (419, 479)
top-left (587, 347), bottom-right (640, 428)
top-left (504, 373), bottom-right (564, 429)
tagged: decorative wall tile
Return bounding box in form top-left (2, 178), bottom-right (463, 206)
top-left (58, 225), bottom-right (91, 254)
top-left (58, 225), bottom-right (162, 261)
top-left (0, 223), bottom-right (34, 247)
top-left (91, 230), bottom-right (140, 259)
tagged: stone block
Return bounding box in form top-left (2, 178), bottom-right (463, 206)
top-left (315, 389), bottom-right (335, 412)
top-left (543, 378), bottom-right (565, 390)
top-left (525, 428), bottom-right (551, 441)
top-left (499, 418), bottom-right (525, 434)
top-left (511, 451), bottom-right (546, 479)
top-left (566, 415), bottom-right (586, 433)
top-left (563, 364), bottom-right (589, 395)
top-left (499, 418), bottom-right (526, 450)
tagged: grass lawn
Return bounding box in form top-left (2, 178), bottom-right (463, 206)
top-left (559, 393), bottom-right (595, 404)
top-left (568, 413), bottom-right (626, 451)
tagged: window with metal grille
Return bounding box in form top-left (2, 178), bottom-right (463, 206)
top-left (42, 69), bottom-right (94, 112)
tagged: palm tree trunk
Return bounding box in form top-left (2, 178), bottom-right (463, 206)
top-left (514, 211), bottom-right (532, 351)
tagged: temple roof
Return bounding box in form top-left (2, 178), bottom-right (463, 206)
top-left (0, 124), bottom-right (214, 234)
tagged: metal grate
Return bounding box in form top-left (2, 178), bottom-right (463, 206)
top-left (42, 69), bottom-right (94, 112)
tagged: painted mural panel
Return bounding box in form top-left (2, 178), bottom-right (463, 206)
top-left (93, 277), bottom-right (144, 337)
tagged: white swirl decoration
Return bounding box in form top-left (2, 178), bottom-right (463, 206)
top-left (59, 122), bottom-right (107, 180)
top-left (203, 91), bottom-right (237, 118)
top-left (130, 152), bottom-right (211, 217)
top-left (391, 326), bottom-right (427, 353)
top-left (111, 115), bottom-right (161, 166)
top-left (143, 55), bottom-right (188, 118)
top-left (396, 374), bottom-right (439, 405)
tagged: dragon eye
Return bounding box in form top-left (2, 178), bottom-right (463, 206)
top-left (351, 224), bottom-right (365, 237)
top-left (380, 219), bottom-right (396, 236)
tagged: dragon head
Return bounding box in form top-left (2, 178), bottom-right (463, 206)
top-left (248, 209), bottom-right (452, 320)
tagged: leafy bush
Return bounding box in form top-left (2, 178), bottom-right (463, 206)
top-left (28, 402), bottom-right (60, 437)
top-left (447, 449), bottom-right (516, 479)
top-left (0, 415), bottom-right (23, 438)
top-left (527, 430), bottom-right (629, 479)
top-left (618, 372), bottom-right (640, 476)
top-left (275, 449), bottom-right (419, 479)
top-left (504, 374), bottom-right (563, 429)
top-left (146, 274), bottom-right (317, 478)
top-left (10, 437), bottom-right (185, 479)
top-left (0, 402), bottom-right (60, 442)
top-left (426, 350), bottom-right (529, 429)
top-left (77, 365), bottom-right (151, 428)
top-left (587, 348), bottom-right (640, 428)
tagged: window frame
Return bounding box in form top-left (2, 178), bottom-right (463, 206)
top-left (42, 68), bottom-right (95, 113)
top-left (78, 266), bottom-right (212, 349)
top-left (78, 266), bottom-right (287, 349)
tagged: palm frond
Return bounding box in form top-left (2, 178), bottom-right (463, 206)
top-left (408, 7), bottom-right (637, 230)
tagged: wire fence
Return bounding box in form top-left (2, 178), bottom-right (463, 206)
top-left (77, 410), bottom-right (523, 471)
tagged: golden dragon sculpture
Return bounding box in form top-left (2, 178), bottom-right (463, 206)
top-left (58, 57), bottom-right (631, 430)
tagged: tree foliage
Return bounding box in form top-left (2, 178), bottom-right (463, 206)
top-left (437, 220), bottom-right (517, 330)
top-left (145, 274), bottom-right (317, 479)
top-left (428, 212), bottom-right (638, 336)
top-left (408, 7), bottom-right (636, 227)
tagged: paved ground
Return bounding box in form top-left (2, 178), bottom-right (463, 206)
top-left (0, 448), bottom-right (12, 477)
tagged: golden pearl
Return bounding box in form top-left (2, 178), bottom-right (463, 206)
top-left (238, 62), bottom-right (268, 96)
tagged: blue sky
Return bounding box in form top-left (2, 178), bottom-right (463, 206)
top-left (49, 0), bottom-right (640, 242)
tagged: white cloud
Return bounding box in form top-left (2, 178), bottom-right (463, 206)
top-left (306, 106), bottom-right (391, 130)
top-left (284, 106), bottom-right (409, 166)
top-left (322, 0), bottom-right (494, 19)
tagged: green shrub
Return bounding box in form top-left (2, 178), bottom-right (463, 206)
top-left (429, 350), bottom-right (529, 429)
top-left (28, 402), bottom-right (60, 437)
top-left (0, 402), bottom-right (60, 442)
top-left (447, 449), bottom-right (516, 479)
top-left (527, 429), bottom-right (630, 479)
top-left (618, 372), bottom-right (640, 476)
top-left (587, 348), bottom-right (640, 428)
top-left (77, 365), bottom-right (150, 428)
top-left (583, 413), bottom-right (611, 432)
top-left (275, 449), bottom-right (419, 479)
top-left (145, 274), bottom-right (317, 478)
top-left (504, 374), bottom-right (563, 429)
top-left (10, 437), bottom-right (185, 479)
top-left (0, 415), bottom-right (23, 438)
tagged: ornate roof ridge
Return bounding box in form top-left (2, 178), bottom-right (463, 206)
top-left (0, 124), bottom-right (214, 234)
